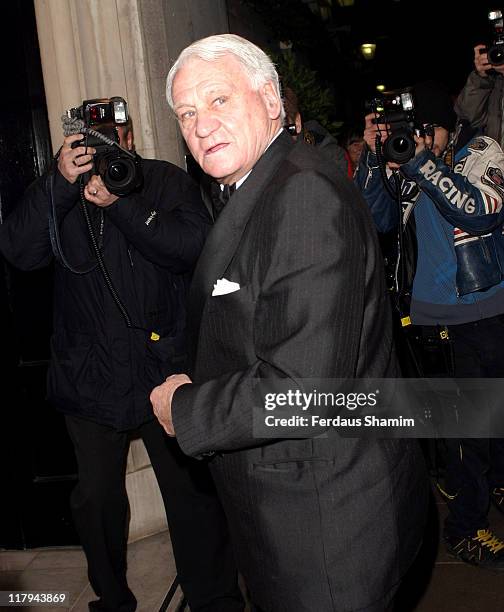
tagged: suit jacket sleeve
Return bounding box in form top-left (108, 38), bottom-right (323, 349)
top-left (172, 169), bottom-right (373, 457)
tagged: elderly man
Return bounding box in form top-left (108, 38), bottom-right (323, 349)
top-left (151, 34), bottom-right (428, 612)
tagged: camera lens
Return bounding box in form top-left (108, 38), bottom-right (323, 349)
top-left (383, 128), bottom-right (416, 164)
top-left (488, 44), bottom-right (504, 65)
top-left (98, 153), bottom-right (143, 196)
top-left (395, 138), bottom-right (409, 153)
top-left (108, 160), bottom-right (129, 182)
top-left (93, 149), bottom-right (143, 196)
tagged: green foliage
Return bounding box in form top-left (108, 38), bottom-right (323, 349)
top-left (272, 49), bottom-right (341, 136)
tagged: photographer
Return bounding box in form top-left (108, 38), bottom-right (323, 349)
top-left (455, 43), bottom-right (504, 146)
top-left (0, 104), bottom-right (242, 611)
top-left (340, 124), bottom-right (365, 177)
top-left (354, 81), bottom-right (504, 569)
top-left (455, 10), bottom-right (504, 147)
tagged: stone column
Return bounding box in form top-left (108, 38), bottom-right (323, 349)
top-left (34, 0), bottom-right (229, 162)
top-left (33, 0), bottom-right (228, 541)
top-left (34, 0), bottom-right (158, 160)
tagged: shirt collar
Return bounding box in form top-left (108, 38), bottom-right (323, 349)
top-left (221, 127), bottom-right (284, 191)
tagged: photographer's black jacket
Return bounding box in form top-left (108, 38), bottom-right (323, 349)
top-left (0, 159), bottom-right (211, 430)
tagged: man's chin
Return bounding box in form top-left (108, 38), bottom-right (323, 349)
top-left (202, 166), bottom-right (236, 184)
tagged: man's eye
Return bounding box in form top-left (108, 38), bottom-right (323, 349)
top-left (179, 110), bottom-right (195, 121)
top-left (213, 96), bottom-right (227, 106)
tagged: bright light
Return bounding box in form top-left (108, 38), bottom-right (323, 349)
top-left (360, 43), bottom-right (376, 60)
top-left (376, 84), bottom-right (386, 92)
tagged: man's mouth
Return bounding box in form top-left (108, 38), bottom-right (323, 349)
top-left (205, 143), bottom-right (229, 155)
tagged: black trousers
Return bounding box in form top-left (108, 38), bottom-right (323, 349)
top-left (418, 315), bottom-right (504, 537)
top-left (65, 415), bottom-right (244, 612)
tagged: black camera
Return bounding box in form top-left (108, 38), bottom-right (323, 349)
top-left (66, 97), bottom-right (143, 196)
top-left (486, 9), bottom-right (504, 66)
top-left (369, 89), bottom-right (420, 164)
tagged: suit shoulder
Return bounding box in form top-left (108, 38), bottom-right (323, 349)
top-left (270, 141), bottom-right (348, 193)
top-left (262, 159), bottom-right (344, 219)
top-left (262, 142), bottom-right (374, 228)
top-left (279, 140), bottom-right (345, 181)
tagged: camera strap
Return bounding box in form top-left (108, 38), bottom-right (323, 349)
top-left (374, 133), bottom-right (399, 200)
top-left (77, 179), bottom-right (160, 341)
top-left (47, 170), bottom-right (98, 274)
top-left (392, 171), bottom-right (414, 325)
top-left (375, 134), bottom-right (422, 323)
top-left (56, 101), bottom-right (158, 340)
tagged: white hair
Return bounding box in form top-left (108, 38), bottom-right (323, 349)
top-left (166, 34), bottom-right (285, 121)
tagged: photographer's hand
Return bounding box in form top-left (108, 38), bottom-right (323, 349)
top-left (85, 175), bottom-right (119, 207)
top-left (58, 134), bottom-right (95, 184)
top-left (473, 44), bottom-right (504, 76)
top-left (364, 113), bottom-right (387, 153)
top-left (364, 113), bottom-right (401, 170)
top-left (413, 133), bottom-right (427, 157)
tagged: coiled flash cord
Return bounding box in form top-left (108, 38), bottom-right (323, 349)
top-left (374, 133), bottom-right (408, 314)
top-left (50, 117), bottom-right (159, 339)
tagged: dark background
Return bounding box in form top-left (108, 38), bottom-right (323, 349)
top-left (244, 0), bottom-right (503, 124)
top-left (0, 0), bottom-right (78, 549)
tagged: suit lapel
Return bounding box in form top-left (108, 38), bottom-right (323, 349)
top-left (189, 131), bottom-right (293, 326)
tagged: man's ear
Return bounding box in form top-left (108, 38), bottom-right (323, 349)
top-left (261, 81), bottom-right (282, 120)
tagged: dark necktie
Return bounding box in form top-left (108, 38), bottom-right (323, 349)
top-left (210, 182), bottom-right (236, 219)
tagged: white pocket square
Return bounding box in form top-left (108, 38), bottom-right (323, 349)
top-left (212, 278), bottom-right (241, 296)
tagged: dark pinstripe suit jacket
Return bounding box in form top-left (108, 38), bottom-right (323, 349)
top-left (173, 131), bottom-right (428, 612)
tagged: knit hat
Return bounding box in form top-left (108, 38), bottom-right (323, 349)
top-left (414, 80), bottom-right (456, 132)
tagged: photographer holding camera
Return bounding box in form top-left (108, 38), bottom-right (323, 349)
top-left (355, 80), bottom-right (504, 569)
top-left (0, 99), bottom-right (243, 612)
top-left (455, 10), bottom-right (504, 146)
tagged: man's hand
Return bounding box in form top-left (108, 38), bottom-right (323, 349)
top-left (473, 44), bottom-right (504, 77)
top-left (58, 134), bottom-right (95, 184)
top-left (364, 113), bottom-right (404, 170)
top-left (413, 133), bottom-right (427, 157)
top-left (474, 44), bottom-right (492, 77)
top-left (363, 112), bottom-right (387, 153)
top-left (84, 175), bottom-right (119, 208)
top-left (150, 374), bottom-right (192, 436)
top-left (364, 112), bottom-right (432, 169)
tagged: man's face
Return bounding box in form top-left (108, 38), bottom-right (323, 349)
top-left (117, 126), bottom-right (133, 150)
top-left (431, 126), bottom-right (449, 158)
top-left (172, 54), bottom-right (282, 184)
top-left (347, 139), bottom-right (364, 165)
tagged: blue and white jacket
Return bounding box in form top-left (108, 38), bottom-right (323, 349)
top-left (355, 136), bottom-right (504, 325)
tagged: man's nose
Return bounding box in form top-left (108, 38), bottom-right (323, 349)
top-left (195, 111), bottom-right (219, 137)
